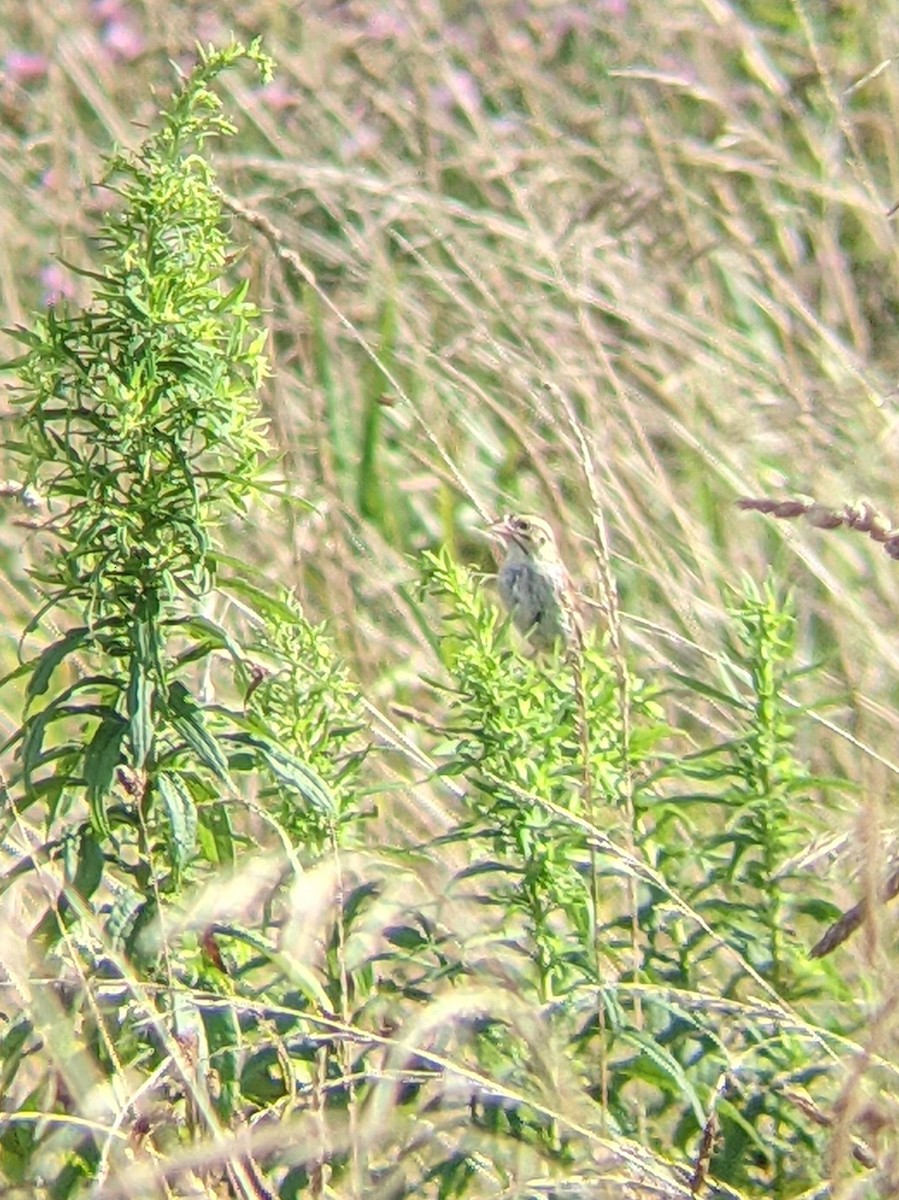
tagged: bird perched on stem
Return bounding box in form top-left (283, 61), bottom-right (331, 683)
top-left (486, 513), bottom-right (582, 651)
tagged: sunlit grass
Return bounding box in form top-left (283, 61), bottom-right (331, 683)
top-left (1, 2), bottom-right (899, 1195)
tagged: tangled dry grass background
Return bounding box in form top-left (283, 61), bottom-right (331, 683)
top-left (3, 2), bottom-right (899, 1194)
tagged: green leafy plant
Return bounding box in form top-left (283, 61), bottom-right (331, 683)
top-left (418, 549), bottom-right (863, 1197)
top-left (0, 42), bottom-right (371, 1196)
top-left (3, 40), bottom-right (276, 878)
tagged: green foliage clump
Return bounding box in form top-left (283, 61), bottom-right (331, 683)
top-left (424, 546), bottom-right (665, 998)
top-left (421, 549), bottom-right (854, 1197)
top-left (0, 48), bottom-right (366, 1193)
top-left (8, 42), bottom-right (272, 617)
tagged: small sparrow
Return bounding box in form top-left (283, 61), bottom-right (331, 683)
top-left (487, 513), bottom-right (581, 651)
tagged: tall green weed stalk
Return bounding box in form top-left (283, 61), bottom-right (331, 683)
top-left (3, 41), bottom-right (275, 872)
top-left (0, 42), bottom-right (366, 1196)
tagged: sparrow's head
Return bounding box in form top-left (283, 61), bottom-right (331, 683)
top-left (487, 513), bottom-right (558, 561)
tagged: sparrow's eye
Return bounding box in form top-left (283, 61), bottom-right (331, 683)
top-left (511, 516), bottom-right (531, 533)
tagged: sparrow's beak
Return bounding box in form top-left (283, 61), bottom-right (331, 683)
top-left (485, 515), bottom-right (512, 543)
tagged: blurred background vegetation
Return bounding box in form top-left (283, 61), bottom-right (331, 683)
top-left (3, 1), bottom-right (899, 689)
top-left (2, 1), bottom-right (899, 1196)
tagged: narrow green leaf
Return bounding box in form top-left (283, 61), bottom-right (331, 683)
top-left (209, 277), bottom-right (250, 313)
top-left (25, 627), bottom-right (92, 701)
top-left (171, 614), bottom-right (246, 667)
top-left (104, 887), bottom-right (145, 951)
top-left (224, 925), bottom-right (333, 1013)
top-left (71, 826), bottom-right (106, 900)
top-left (229, 731), bottom-right (334, 816)
top-left (619, 1029), bottom-right (705, 1126)
top-left (214, 573), bottom-right (301, 623)
top-left (197, 801), bottom-right (235, 867)
top-left (156, 772), bottom-right (198, 877)
top-left (166, 681), bottom-right (230, 781)
top-left (669, 671), bottom-right (748, 709)
top-left (357, 294), bottom-right (397, 526)
top-left (717, 1096), bottom-right (769, 1151)
top-left (127, 657), bottom-right (155, 769)
top-left (84, 712), bottom-right (128, 837)
top-left (203, 1002), bottom-right (241, 1120)
top-left (124, 897), bottom-right (158, 969)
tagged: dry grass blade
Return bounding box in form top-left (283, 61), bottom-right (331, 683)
top-left (810, 866), bottom-right (899, 959)
top-left (737, 495), bottom-right (899, 560)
